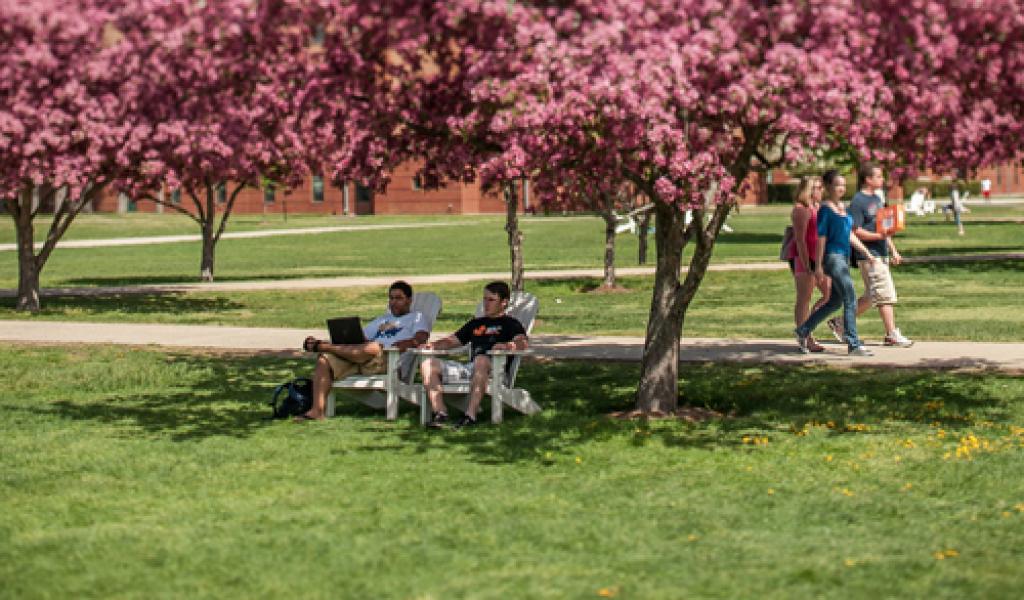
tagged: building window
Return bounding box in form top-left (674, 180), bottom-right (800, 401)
top-left (312, 175), bottom-right (324, 203)
top-left (171, 189), bottom-right (181, 204)
top-left (215, 183), bottom-right (226, 204)
top-left (411, 175), bottom-right (422, 191)
top-left (263, 182), bottom-right (275, 204)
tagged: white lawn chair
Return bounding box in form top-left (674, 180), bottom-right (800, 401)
top-left (909, 189), bottom-right (940, 216)
top-left (326, 292), bottom-right (442, 420)
top-left (413, 291), bottom-right (540, 425)
top-left (613, 203), bottom-right (654, 235)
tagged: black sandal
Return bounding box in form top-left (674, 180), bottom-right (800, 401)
top-left (303, 337), bottom-right (321, 352)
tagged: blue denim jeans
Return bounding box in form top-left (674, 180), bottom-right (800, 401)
top-left (796, 252), bottom-right (862, 350)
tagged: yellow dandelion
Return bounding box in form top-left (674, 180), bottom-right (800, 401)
top-left (825, 455), bottom-right (834, 462)
top-left (687, 534), bottom-right (700, 542)
top-left (841, 488), bottom-right (855, 497)
top-left (575, 456), bottom-right (583, 464)
top-left (767, 488), bottom-right (775, 495)
top-left (1014, 503), bottom-right (1024, 513)
top-left (844, 559), bottom-right (857, 567)
top-left (1003, 511), bottom-right (1012, 518)
top-left (597, 586), bottom-right (619, 597)
top-left (902, 439), bottom-right (916, 448)
top-left (902, 483), bottom-right (913, 491)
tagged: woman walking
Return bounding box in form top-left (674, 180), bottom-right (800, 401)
top-left (795, 170), bottom-right (878, 356)
top-left (787, 176), bottom-right (830, 352)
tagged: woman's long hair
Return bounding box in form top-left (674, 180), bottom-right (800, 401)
top-left (794, 176), bottom-right (821, 207)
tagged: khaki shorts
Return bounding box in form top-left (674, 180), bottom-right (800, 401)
top-left (323, 350), bottom-right (386, 380)
top-left (857, 258), bottom-right (898, 306)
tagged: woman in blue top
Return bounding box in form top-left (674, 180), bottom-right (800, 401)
top-left (795, 170), bottom-right (878, 356)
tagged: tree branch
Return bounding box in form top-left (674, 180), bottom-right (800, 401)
top-left (213, 182), bottom-right (247, 244)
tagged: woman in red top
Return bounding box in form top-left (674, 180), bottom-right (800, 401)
top-left (787, 176), bottom-right (830, 352)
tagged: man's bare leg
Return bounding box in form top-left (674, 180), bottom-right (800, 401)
top-left (464, 355), bottom-right (492, 420)
top-left (421, 358), bottom-right (447, 414)
top-left (300, 355), bottom-right (334, 420)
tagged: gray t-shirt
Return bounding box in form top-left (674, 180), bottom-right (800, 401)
top-left (848, 191), bottom-right (887, 259)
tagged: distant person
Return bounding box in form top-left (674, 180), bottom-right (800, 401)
top-left (950, 180), bottom-right (966, 236)
top-left (420, 281), bottom-right (528, 429)
top-left (981, 178), bottom-right (992, 201)
top-left (297, 281), bottom-right (428, 421)
top-left (786, 176), bottom-right (830, 352)
top-left (838, 163), bottom-right (914, 348)
top-left (795, 170), bottom-right (878, 356)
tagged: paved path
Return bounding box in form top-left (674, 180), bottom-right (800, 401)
top-left (2, 320), bottom-right (1022, 371)
top-left (0, 221), bottom-right (476, 252)
top-left (2, 252), bottom-right (1021, 298)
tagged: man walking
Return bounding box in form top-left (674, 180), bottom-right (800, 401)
top-left (829, 163), bottom-right (913, 347)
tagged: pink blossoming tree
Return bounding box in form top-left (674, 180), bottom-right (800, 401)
top-left (468, 1), bottom-right (894, 412)
top-left (0, 0), bottom-right (129, 311)
top-left (112, 0), bottom-right (312, 281)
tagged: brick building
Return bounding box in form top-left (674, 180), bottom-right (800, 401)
top-left (89, 159), bottom-right (1023, 216)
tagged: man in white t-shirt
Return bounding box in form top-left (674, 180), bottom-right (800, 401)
top-left (297, 281), bottom-right (429, 420)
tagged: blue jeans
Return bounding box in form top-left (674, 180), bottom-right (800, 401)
top-left (796, 252), bottom-right (862, 350)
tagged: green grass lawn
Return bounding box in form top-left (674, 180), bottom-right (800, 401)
top-left (2, 345), bottom-right (1022, 598)
top-left (5, 260), bottom-right (1023, 342)
top-left (1, 207), bottom-right (1021, 289)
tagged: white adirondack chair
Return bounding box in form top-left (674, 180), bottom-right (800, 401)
top-left (413, 291), bottom-right (540, 425)
top-left (326, 292), bottom-right (442, 420)
top-left (613, 203), bottom-right (654, 235)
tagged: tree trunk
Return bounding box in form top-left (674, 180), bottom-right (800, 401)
top-left (200, 187), bottom-right (216, 282)
top-left (504, 182), bottom-right (524, 291)
top-left (636, 201), bottom-right (687, 413)
top-left (601, 208), bottom-right (617, 288)
top-left (13, 188), bottom-right (41, 312)
top-left (637, 209), bottom-right (651, 265)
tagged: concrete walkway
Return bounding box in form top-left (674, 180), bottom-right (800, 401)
top-left (2, 319), bottom-right (1022, 372)
top-left (0, 220), bottom-right (476, 253)
top-left (2, 253), bottom-right (1022, 299)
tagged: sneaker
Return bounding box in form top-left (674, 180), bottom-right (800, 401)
top-left (806, 336), bottom-right (826, 353)
top-left (848, 345), bottom-right (874, 357)
top-left (826, 317), bottom-right (844, 343)
top-left (884, 329), bottom-right (914, 347)
top-left (794, 330), bottom-right (810, 354)
top-left (453, 414), bottom-right (478, 430)
top-left (426, 412), bottom-right (449, 429)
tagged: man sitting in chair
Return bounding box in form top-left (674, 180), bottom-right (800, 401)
top-left (297, 280), bottom-right (429, 421)
top-left (421, 281), bottom-right (528, 429)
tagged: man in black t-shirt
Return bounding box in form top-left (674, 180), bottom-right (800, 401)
top-left (419, 281), bottom-right (528, 429)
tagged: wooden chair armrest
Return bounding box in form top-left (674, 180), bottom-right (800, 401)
top-left (486, 348), bottom-right (533, 356)
top-left (410, 348), bottom-right (467, 357)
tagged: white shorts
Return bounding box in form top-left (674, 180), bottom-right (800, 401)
top-left (437, 359), bottom-right (474, 384)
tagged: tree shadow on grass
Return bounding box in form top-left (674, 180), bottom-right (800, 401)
top-left (897, 258), bottom-right (1024, 275)
top-left (39, 351), bottom-right (308, 442)
top-left (906, 248), bottom-right (1024, 258)
top-left (0, 292), bottom-right (244, 315)
top-left (377, 361), bottom-right (1020, 465)
top-left (714, 232), bottom-right (789, 245)
top-left (33, 352), bottom-right (1021, 459)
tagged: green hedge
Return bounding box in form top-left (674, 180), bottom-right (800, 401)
top-left (903, 179), bottom-right (981, 199)
top-left (765, 183), bottom-right (798, 204)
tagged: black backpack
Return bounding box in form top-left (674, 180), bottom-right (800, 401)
top-left (269, 378), bottom-right (314, 419)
